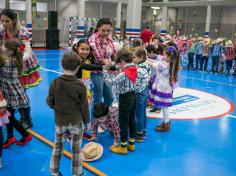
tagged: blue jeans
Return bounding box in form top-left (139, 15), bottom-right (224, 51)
top-left (135, 86), bottom-right (149, 133)
top-left (90, 73), bottom-right (114, 117)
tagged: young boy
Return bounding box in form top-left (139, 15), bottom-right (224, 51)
top-left (90, 103), bottom-right (120, 146)
top-left (132, 47), bottom-right (151, 142)
top-left (103, 48), bottom-right (137, 154)
top-left (46, 51), bottom-right (89, 176)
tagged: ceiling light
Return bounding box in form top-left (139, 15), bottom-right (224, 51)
top-left (151, 6), bottom-right (160, 10)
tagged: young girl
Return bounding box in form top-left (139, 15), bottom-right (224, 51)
top-left (72, 39), bottom-right (116, 137)
top-left (0, 40), bottom-right (32, 148)
top-left (147, 46), bottom-right (180, 132)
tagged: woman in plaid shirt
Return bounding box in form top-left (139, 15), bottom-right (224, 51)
top-left (88, 18), bottom-right (116, 119)
top-left (0, 40), bottom-right (32, 148)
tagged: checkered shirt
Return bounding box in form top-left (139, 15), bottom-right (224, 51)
top-left (0, 60), bottom-right (29, 108)
top-left (135, 62), bottom-right (151, 93)
top-left (226, 47), bottom-right (235, 60)
top-left (103, 63), bottom-right (136, 95)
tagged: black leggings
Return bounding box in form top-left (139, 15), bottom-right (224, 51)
top-left (6, 107), bottom-right (29, 139)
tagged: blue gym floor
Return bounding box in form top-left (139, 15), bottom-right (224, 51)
top-left (1, 49), bottom-right (236, 176)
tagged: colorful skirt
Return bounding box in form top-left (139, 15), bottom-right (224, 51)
top-left (20, 52), bottom-right (42, 88)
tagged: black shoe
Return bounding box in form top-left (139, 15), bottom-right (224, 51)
top-left (149, 107), bottom-right (161, 113)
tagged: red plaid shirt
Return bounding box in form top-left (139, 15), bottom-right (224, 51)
top-left (226, 47), bottom-right (235, 60)
top-left (89, 32), bottom-right (116, 66)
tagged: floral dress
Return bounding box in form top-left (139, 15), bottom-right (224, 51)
top-left (0, 90), bottom-right (9, 126)
top-left (0, 27), bottom-right (42, 88)
top-left (149, 60), bottom-right (173, 107)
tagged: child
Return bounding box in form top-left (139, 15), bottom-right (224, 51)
top-left (147, 46), bottom-right (180, 132)
top-left (46, 51), bottom-right (89, 176)
top-left (132, 47), bottom-right (151, 142)
top-left (0, 40), bottom-right (32, 148)
top-left (72, 39), bottom-right (116, 139)
top-left (90, 103), bottom-right (120, 146)
top-left (0, 90), bottom-right (10, 169)
top-left (145, 44), bottom-right (162, 113)
top-left (103, 48), bottom-right (137, 154)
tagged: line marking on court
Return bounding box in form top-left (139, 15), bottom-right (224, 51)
top-left (40, 67), bottom-right (63, 74)
top-left (227, 114), bottom-right (236, 118)
top-left (27, 129), bottom-right (107, 176)
top-left (179, 75), bottom-right (236, 87)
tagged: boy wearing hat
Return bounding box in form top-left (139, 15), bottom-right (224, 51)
top-left (225, 40), bottom-right (234, 75)
top-left (211, 39), bottom-right (223, 73)
top-left (200, 38), bottom-right (211, 71)
top-left (102, 48), bottom-right (137, 155)
top-left (47, 51), bottom-right (90, 176)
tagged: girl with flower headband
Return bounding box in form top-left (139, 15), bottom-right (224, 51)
top-left (147, 46), bottom-right (180, 132)
top-left (0, 9), bottom-right (42, 129)
top-left (0, 40), bottom-right (32, 148)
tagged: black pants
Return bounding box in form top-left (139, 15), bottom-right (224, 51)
top-left (226, 59), bottom-right (233, 73)
top-left (19, 106), bottom-right (31, 122)
top-left (187, 52), bottom-right (194, 69)
top-left (0, 127), bottom-right (3, 157)
top-left (200, 56), bottom-right (209, 71)
top-left (6, 107), bottom-right (29, 139)
top-left (212, 56), bottom-right (220, 73)
top-left (195, 54), bottom-right (202, 69)
top-left (119, 91), bottom-right (136, 143)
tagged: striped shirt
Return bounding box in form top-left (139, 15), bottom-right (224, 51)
top-left (135, 62), bottom-right (151, 93)
top-left (103, 63), bottom-right (137, 96)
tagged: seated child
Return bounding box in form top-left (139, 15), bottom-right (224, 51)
top-left (90, 103), bottom-right (120, 146)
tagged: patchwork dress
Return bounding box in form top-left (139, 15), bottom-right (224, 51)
top-left (149, 61), bottom-right (173, 107)
top-left (0, 27), bottom-right (42, 88)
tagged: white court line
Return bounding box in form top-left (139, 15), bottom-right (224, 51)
top-left (40, 67), bottom-right (63, 74)
top-left (179, 75), bottom-right (236, 87)
top-left (38, 58), bottom-right (60, 61)
top-left (227, 115), bottom-right (236, 118)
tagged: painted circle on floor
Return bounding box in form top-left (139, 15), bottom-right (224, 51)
top-left (147, 87), bottom-right (234, 120)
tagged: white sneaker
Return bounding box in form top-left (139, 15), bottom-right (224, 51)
top-left (98, 126), bottom-right (105, 134)
top-left (0, 157), bottom-right (3, 169)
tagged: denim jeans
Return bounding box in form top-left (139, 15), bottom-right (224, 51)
top-left (90, 73), bottom-right (114, 116)
top-left (195, 54), bottom-right (202, 69)
top-left (136, 87), bottom-right (149, 133)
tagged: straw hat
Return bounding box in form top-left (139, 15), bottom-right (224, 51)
top-left (203, 38), bottom-right (211, 45)
top-left (216, 37), bottom-right (225, 44)
top-left (165, 34), bottom-right (172, 40)
top-left (82, 142), bottom-right (103, 162)
top-left (226, 40), bottom-right (233, 47)
top-left (197, 37), bottom-right (204, 41)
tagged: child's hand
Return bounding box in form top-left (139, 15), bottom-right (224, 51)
top-left (91, 136), bottom-right (97, 141)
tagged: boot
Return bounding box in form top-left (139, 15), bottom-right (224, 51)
top-left (109, 145), bottom-right (128, 155)
top-left (155, 121), bottom-right (171, 132)
top-left (19, 107), bottom-right (33, 129)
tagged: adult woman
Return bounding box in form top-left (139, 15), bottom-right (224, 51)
top-left (0, 9), bottom-right (42, 129)
top-left (88, 18), bottom-right (116, 119)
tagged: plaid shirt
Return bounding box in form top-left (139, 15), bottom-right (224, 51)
top-left (225, 47), bottom-right (235, 60)
top-left (135, 62), bottom-right (151, 93)
top-left (89, 32), bottom-right (116, 66)
top-left (103, 63), bottom-right (136, 96)
top-left (195, 42), bottom-right (203, 55)
top-left (0, 60), bottom-right (29, 108)
top-left (211, 44), bottom-right (222, 56)
top-left (90, 107), bottom-right (120, 143)
top-left (202, 45), bottom-right (210, 56)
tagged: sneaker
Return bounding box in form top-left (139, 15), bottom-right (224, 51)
top-left (135, 134), bottom-right (144, 142)
top-left (98, 126), bottom-right (105, 134)
top-left (127, 144), bottom-right (135, 152)
top-left (3, 137), bottom-right (17, 148)
top-left (149, 107), bottom-right (161, 113)
top-left (83, 132), bottom-right (92, 140)
top-left (142, 131), bottom-right (146, 139)
top-left (109, 145), bottom-right (128, 155)
top-left (0, 157), bottom-right (2, 169)
top-left (51, 171), bottom-right (63, 176)
top-left (16, 135), bottom-right (32, 145)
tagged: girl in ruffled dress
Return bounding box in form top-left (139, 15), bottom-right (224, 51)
top-left (147, 46), bottom-right (180, 132)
